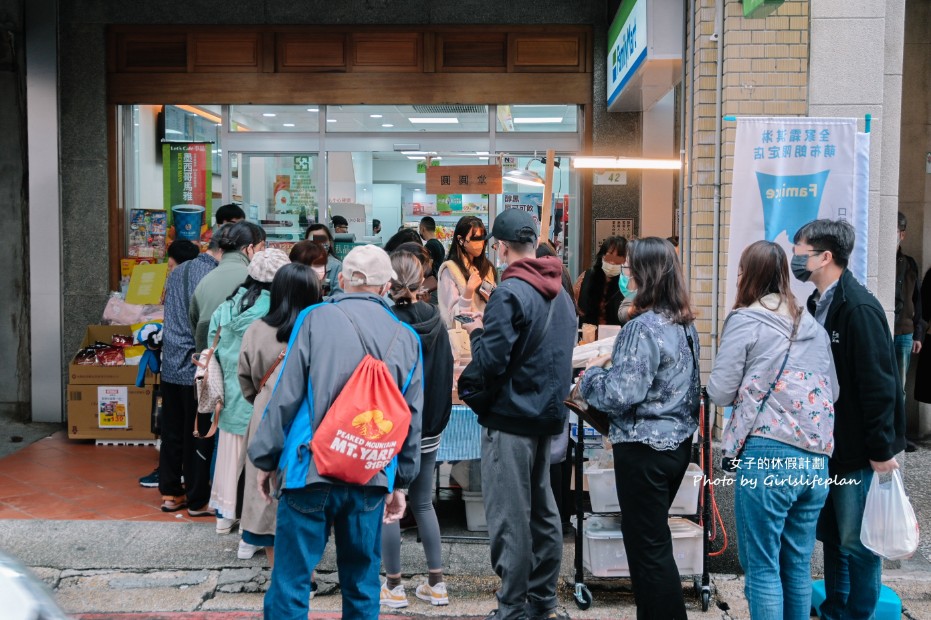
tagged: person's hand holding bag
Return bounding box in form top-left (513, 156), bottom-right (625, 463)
top-left (860, 469), bottom-right (919, 560)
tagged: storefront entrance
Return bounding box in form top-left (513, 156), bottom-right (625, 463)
top-left (123, 103), bottom-right (584, 276)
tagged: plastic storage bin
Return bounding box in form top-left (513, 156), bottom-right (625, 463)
top-left (582, 517), bottom-right (703, 577)
top-left (585, 463), bottom-right (703, 515)
top-left (462, 490), bottom-right (488, 532)
top-left (670, 463), bottom-right (704, 515)
top-left (584, 468), bottom-right (620, 512)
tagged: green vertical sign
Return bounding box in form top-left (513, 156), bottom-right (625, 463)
top-left (742, 0), bottom-right (784, 18)
top-left (162, 142), bottom-right (213, 229)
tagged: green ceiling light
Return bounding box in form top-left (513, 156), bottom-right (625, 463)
top-left (741, 0), bottom-right (785, 19)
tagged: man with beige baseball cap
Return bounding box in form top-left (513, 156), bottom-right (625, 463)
top-left (250, 244), bottom-right (423, 619)
top-left (340, 243), bottom-right (397, 289)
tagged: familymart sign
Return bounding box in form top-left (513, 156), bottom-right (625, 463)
top-left (607, 0), bottom-right (683, 112)
top-left (607, 0), bottom-right (647, 109)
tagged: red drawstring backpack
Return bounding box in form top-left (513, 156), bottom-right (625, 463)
top-left (311, 308), bottom-right (413, 485)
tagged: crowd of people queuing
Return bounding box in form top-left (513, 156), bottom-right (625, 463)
top-left (143, 201), bottom-right (910, 620)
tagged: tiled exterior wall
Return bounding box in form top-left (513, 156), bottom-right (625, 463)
top-left (685, 0), bottom-right (810, 431)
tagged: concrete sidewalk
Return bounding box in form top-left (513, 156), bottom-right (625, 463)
top-left (1, 517), bottom-right (929, 618)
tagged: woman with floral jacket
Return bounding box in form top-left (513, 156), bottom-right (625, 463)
top-left (708, 240), bottom-right (838, 620)
top-left (578, 237), bottom-right (700, 620)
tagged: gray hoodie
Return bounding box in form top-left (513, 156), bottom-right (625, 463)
top-left (248, 293), bottom-right (424, 492)
top-left (708, 294), bottom-right (838, 458)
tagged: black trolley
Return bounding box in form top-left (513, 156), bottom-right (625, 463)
top-left (570, 388), bottom-right (714, 612)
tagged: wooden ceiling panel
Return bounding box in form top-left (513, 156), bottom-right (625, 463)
top-left (277, 33), bottom-right (347, 72)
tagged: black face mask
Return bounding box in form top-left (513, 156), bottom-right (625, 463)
top-left (791, 254), bottom-right (812, 282)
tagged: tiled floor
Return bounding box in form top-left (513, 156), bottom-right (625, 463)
top-left (0, 431), bottom-right (204, 523)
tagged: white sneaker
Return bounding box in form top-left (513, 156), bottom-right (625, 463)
top-left (216, 516), bottom-right (239, 535)
top-left (416, 582), bottom-right (449, 606)
top-left (237, 539), bottom-right (262, 560)
top-left (379, 582), bottom-right (409, 608)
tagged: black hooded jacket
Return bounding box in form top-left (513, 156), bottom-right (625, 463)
top-left (806, 269), bottom-right (906, 474)
top-left (465, 255), bottom-right (577, 436)
top-left (392, 301), bottom-right (454, 444)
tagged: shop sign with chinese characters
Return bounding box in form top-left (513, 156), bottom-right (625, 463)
top-left (162, 142), bottom-right (213, 227)
top-left (426, 165), bottom-right (503, 195)
top-left (595, 219), bottom-right (635, 248)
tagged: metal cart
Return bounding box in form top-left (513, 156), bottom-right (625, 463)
top-left (571, 388), bottom-right (714, 612)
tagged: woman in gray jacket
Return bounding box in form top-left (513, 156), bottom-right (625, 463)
top-left (708, 240), bottom-right (838, 620)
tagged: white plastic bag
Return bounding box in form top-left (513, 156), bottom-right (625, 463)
top-left (859, 469), bottom-right (919, 560)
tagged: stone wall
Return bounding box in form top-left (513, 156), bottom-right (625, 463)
top-left (0, 0), bottom-right (30, 420)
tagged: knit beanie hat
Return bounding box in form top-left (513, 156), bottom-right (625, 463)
top-left (247, 248), bottom-right (291, 283)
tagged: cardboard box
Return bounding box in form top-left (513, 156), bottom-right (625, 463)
top-left (69, 325), bottom-right (155, 385)
top-left (67, 384), bottom-right (156, 440)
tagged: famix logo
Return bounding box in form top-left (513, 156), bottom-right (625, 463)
top-left (756, 170), bottom-right (830, 243)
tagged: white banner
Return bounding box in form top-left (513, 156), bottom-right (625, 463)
top-left (725, 117), bottom-right (869, 310)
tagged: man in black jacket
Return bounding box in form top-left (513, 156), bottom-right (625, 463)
top-left (792, 219), bottom-right (905, 620)
top-left (461, 209), bottom-right (576, 620)
top-left (894, 212), bottom-right (923, 452)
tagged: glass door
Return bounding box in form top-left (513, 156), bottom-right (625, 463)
top-left (233, 152), bottom-right (321, 251)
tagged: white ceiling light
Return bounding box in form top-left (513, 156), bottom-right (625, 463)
top-left (572, 156), bottom-right (681, 170)
top-left (283, 123), bottom-right (295, 127)
top-left (307, 108), bottom-right (319, 112)
top-left (408, 118), bottom-right (459, 124)
top-left (327, 119), bottom-right (337, 123)
top-left (382, 123), bottom-right (394, 128)
top-left (262, 113), bottom-right (277, 117)
top-left (504, 156), bottom-right (559, 187)
top-left (370, 114), bottom-right (383, 118)
top-left (505, 168), bottom-right (546, 187)
top-left (513, 117), bottom-right (563, 124)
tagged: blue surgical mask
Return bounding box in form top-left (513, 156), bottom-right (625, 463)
top-left (618, 273), bottom-right (635, 299)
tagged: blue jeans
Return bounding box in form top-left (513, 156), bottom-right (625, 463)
top-left (894, 334), bottom-right (913, 395)
top-left (734, 437), bottom-right (829, 620)
top-left (264, 484), bottom-right (385, 620)
top-left (816, 467), bottom-right (881, 620)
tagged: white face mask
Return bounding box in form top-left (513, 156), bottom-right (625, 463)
top-left (602, 262), bottom-right (622, 278)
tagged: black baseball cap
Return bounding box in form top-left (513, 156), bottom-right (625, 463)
top-left (491, 208), bottom-right (538, 244)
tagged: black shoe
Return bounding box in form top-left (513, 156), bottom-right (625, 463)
top-left (905, 439), bottom-right (918, 453)
top-left (139, 469), bottom-right (159, 488)
top-left (530, 609), bottom-right (571, 620)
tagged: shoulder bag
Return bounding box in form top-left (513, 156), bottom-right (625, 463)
top-left (458, 298), bottom-right (555, 416)
top-left (258, 350), bottom-right (286, 393)
top-left (192, 326), bottom-right (223, 438)
top-left (721, 318), bottom-right (796, 471)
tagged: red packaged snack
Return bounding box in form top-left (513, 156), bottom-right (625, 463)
top-left (96, 346), bottom-right (126, 367)
top-left (111, 334), bottom-right (134, 348)
top-left (75, 348), bottom-right (99, 366)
